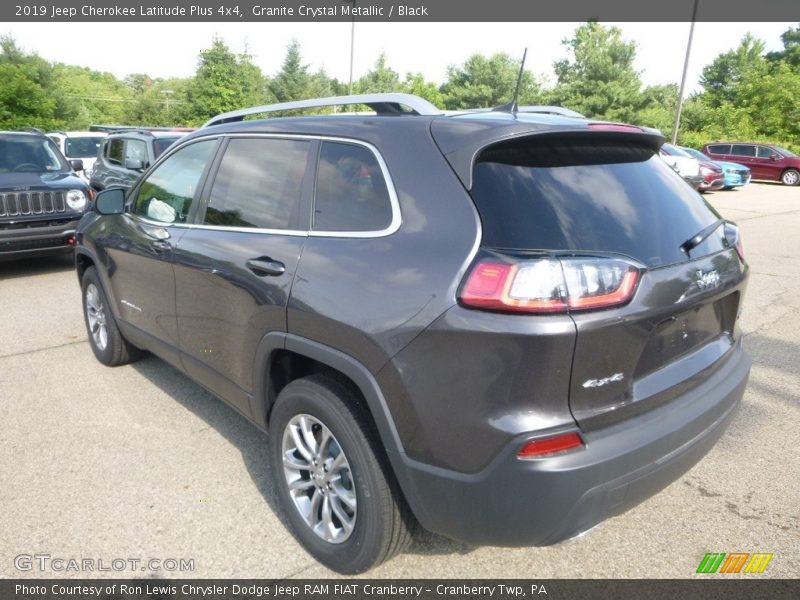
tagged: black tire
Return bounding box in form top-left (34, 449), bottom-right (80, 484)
top-left (81, 266), bottom-right (141, 366)
top-left (268, 374), bottom-right (412, 574)
top-left (781, 168), bottom-right (799, 186)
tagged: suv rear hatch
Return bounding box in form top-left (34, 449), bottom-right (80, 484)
top-left (449, 127), bottom-right (748, 430)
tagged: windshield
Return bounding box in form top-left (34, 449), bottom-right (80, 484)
top-left (660, 143), bottom-right (691, 158)
top-left (681, 147), bottom-right (711, 161)
top-left (65, 137), bottom-right (105, 158)
top-left (774, 146), bottom-right (797, 158)
top-left (470, 138), bottom-right (726, 268)
top-left (0, 136), bottom-right (69, 173)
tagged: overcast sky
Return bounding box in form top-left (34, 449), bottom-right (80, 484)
top-left (4, 22), bottom-right (793, 93)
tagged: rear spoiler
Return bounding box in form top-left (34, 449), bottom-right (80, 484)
top-left (431, 120), bottom-right (665, 190)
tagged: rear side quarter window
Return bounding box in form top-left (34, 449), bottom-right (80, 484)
top-left (313, 141), bottom-right (393, 233)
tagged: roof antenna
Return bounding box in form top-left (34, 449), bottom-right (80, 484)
top-left (492, 48), bottom-right (528, 115)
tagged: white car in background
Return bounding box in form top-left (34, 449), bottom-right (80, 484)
top-left (659, 143), bottom-right (703, 190)
top-left (47, 131), bottom-right (107, 182)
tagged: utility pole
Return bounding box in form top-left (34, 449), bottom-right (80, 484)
top-left (671, 0), bottom-right (700, 144)
top-left (347, 1), bottom-right (356, 95)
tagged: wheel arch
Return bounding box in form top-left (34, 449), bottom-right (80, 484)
top-left (252, 333), bottom-right (406, 458)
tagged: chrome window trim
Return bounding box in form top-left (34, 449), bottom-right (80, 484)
top-left (158, 132), bottom-right (402, 239)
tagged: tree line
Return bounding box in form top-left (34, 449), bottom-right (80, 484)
top-left (1, 22), bottom-right (798, 150)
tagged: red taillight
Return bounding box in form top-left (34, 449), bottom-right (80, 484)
top-left (460, 256), bottom-right (640, 314)
top-left (517, 432), bottom-right (584, 459)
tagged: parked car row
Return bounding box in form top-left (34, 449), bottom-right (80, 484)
top-left (660, 143), bottom-right (752, 193)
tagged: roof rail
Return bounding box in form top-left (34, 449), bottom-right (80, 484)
top-left (517, 106), bottom-right (585, 118)
top-left (203, 93), bottom-right (443, 128)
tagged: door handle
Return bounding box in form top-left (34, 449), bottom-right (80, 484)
top-left (152, 240), bottom-right (172, 253)
top-left (246, 258), bottom-right (286, 276)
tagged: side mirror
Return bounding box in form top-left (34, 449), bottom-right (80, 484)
top-left (70, 159), bottom-right (84, 172)
top-left (94, 188), bottom-right (125, 215)
top-left (770, 153), bottom-right (780, 161)
top-left (124, 158), bottom-right (144, 171)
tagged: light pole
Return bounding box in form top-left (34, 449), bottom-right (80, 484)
top-left (671, 0), bottom-right (700, 144)
top-left (347, 1), bottom-right (356, 95)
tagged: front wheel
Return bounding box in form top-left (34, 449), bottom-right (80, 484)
top-left (81, 267), bottom-right (141, 366)
top-left (781, 169), bottom-right (800, 186)
top-left (268, 375), bottom-right (412, 573)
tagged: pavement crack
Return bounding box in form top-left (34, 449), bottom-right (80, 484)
top-left (0, 339), bottom-right (87, 360)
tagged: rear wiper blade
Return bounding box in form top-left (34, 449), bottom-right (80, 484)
top-left (680, 219), bottom-right (725, 254)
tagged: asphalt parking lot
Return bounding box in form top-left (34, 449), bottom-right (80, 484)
top-left (1, 183), bottom-right (798, 579)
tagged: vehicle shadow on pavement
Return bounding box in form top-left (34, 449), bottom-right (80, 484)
top-left (0, 254), bottom-right (74, 280)
top-left (130, 356), bottom-right (476, 560)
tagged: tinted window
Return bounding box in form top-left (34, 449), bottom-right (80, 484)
top-left (65, 137), bottom-right (104, 158)
top-left (133, 140), bottom-right (216, 224)
top-left (707, 144), bottom-right (730, 154)
top-left (204, 138), bottom-right (310, 230)
top-left (313, 142), bottom-right (392, 232)
top-left (153, 137), bottom-right (180, 159)
top-left (107, 139), bottom-right (124, 164)
top-left (731, 144), bottom-right (756, 157)
top-left (470, 138), bottom-right (725, 268)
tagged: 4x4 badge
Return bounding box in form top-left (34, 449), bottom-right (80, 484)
top-left (696, 269), bottom-right (721, 290)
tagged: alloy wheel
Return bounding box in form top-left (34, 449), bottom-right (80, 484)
top-left (281, 414), bottom-right (357, 543)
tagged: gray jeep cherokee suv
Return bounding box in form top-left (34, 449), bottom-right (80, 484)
top-left (75, 94), bottom-right (750, 573)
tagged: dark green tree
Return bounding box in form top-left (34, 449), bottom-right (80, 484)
top-left (270, 39), bottom-right (311, 102)
top-left (548, 21), bottom-right (643, 122)
top-left (441, 52), bottom-right (540, 109)
top-left (699, 34), bottom-right (767, 108)
top-left (355, 53), bottom-right (400, 93)
top-left (183, 37), bottom-right (265, 125)
top-left (766, 25), bottom-right (800, 68)
top-left (0, 36), bottom-right (59, 129)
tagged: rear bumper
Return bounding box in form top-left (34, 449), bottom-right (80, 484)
top-left (399, 339), bottom-right (750, 546)
top-left (0, 218), bottom-right (79, 260)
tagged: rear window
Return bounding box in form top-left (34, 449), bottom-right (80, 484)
top-left (731, 144), bottom-right (756, 157)
top-left (470, 138), bottom-right (725, 268)
top-left (65, 137), bottom-right (104, 158)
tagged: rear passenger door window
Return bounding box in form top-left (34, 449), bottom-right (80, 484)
top-left (731, 144), bottom-right (756, 158)
top-left (313, 141), bottom-right (393, 233)
top-left (203, 138), bottom-right (311, 230)
top-left (132, 140), bottom-right (217, 224)
top-left (707, 144), bottom-right (730, 155)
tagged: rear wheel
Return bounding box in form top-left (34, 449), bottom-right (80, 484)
top-left (269, 374), bottom-right (412, 573)
top-left (781, 169), bottom-right (800, 186)
top-left (81, 267), bottom-right (141, 366)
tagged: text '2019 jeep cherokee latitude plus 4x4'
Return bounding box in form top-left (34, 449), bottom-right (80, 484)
top-left (75, 94), bottom-right (750, 574)
top-left (1, 130), bottom-right (93, 260)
